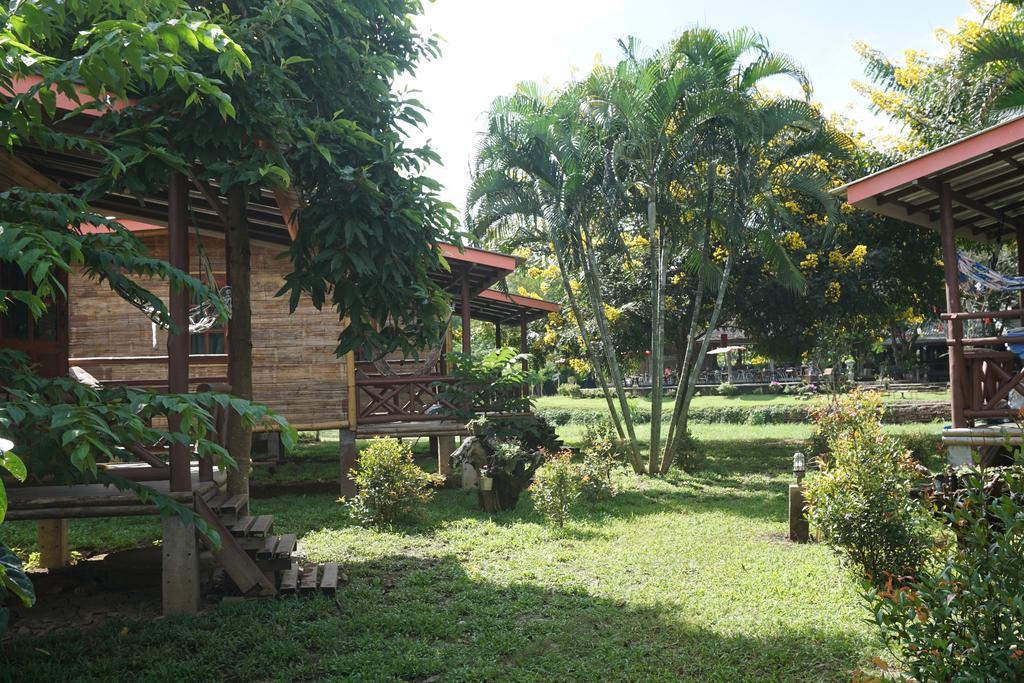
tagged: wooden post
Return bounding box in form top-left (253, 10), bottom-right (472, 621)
top-left (439, 324), bottom-right (452, 375)
top-left (37, 519), bottom-right (69, 569)
top-left (167, 172), bottom-right (191, 491)
top-left (1017, 223), bottom-right (1024, 326)
top-left (520, 314), bottom-right (529, 398)
top-left (461, 269), bottom-right (472, 355)
top-left (225, 184), bottom-right (253, 512)
top-left (940, 183), bottom-right (967, 428)
top-left (495, 322), bottom-right (502, 348)
top-left (339, 429), bottom-right (357, 498)
top-left (788, 484), bottom-right (809, 543)
top-left (164, 171), bottom-right (199, 615)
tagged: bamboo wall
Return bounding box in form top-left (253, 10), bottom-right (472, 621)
top-left (68, 231), bottom-right (349, 430)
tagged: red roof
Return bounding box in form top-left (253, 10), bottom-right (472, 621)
top-left (840, 115), bottom-right (1024, 241)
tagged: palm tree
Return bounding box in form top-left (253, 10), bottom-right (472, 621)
top-left (467, 83), bottom-right (647, 473)
top-left (584, 38), bottom-right (712, 474)
top-left (657, 30), bottom-right (849, 471)
top-left (965, 1), bottom-right (1024, 116)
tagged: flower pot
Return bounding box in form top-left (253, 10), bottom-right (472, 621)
top-left (479, 475), bottom-right (494, 491)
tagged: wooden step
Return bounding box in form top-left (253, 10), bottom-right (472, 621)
top-left (194, 496), bottom-right (275, 598)
top-left (320, 563), bottom-right (339, 595)
top-left (256, 535), bottom-right (278, 560)
top-left (274, 533), bottom-right (296, 559)
top-left (221, 494), bottom-right (248, 516)
top-left (299, 565), bottom-right (318, 595)
top-left (231, 516), bottom-right (256, 537)
top-left (279, 565), bottom-right (299, 595)
top-left (248, 515), bottom-right (273, 537)
top-left (206, 492), bottom-right (229, 510)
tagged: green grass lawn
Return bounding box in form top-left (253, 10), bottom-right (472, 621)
top-left (2, 426), bottom-right (892, 681)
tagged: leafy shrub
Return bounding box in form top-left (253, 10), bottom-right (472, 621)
top-left (808, 390), bottom-right (885, 461)
top-left (894, 432), bottom-right (943, 469)
top-left (803, 389), bottom-right (935, 581)
top-left (347, 438), bottom-right (439, 526)
top-left (579, 422), bottom-right (622, 500)
top-left (716, 381), bottom-right (740, 396)
top-left (435, 348), bottom-right (533, 421)
top-left (557, 382), bottom-right (582, 398)
top-left (864, 465), bottom-right (1024, 680)
top-left (672, 429), bottom-right (705, 471)
top-left (469, 414), bottom-right (560, 454)
top-left (457, 415), bottom-right (556, 512)
top-left (530, 450), bottom-right (582, 527)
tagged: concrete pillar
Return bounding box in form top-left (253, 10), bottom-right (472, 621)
top-left (339, 428), bottom-right (357, 497)
top-left (266, 431), bottom-right (283, 463)
top-left (37, 519), bottom-right (69, 569)
top-left (947, 444), bottom-right (973, 467)
top-left (161, 516), bottom-right (200, 615)
top-left (788, 484), bottom-right (809, 543)
top-left (437, 435), bottom-right (455, 478)
top-left (461, 462), bottom-right (478, 489)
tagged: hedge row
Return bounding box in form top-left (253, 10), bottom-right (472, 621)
top-left (538, 402), bottom-right (947, 426)
top-left (537, 404), bottom-right (808, 426)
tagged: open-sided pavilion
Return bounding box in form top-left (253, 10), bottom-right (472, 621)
top-left (842, 115), bottom-right (1024, 462)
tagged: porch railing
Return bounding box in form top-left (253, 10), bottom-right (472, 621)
top-left (942, 308), bottom-right (1024, 425)
top-left (68, 354), bottom-right (228, 391)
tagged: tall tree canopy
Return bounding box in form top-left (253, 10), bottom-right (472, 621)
top-left (469, 28), bottom-right (844, 474)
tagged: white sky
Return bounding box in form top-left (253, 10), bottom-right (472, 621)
top-left (402, 0), bottom-right (970, 215)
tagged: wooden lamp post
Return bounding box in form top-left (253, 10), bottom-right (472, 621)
top-left (789, 451), bottom-right (809, 543)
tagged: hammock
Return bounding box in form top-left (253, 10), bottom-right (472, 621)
top-left (957, 252), bottom-right (1024, 292)
top-left (121, 220), bottom-right (230, 335)
top-left (369, 313), bottom-right (452, 376)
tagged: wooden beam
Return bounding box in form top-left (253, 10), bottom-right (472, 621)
top-left (920, 179), bottom-right (1016, 232)
top-left (940, 182), bottom-right (968, 428)
top-left (520, 314), bottom-right (529, 398)
top-left (0, 149), bottom-right (64, 192)
top-left (461, 268), bottom-right (472, 355)
top-left (167, 172), bottom-right (191, 492)
top-left (225, 183), bottom-right (253, 507)
top-left (189, 173), bottom-right (229, 226)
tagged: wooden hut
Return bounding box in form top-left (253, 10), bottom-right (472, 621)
top-left (1, 82), bottom-right (558, 615)
top-left (842, 115), bottom-right (1024, 463)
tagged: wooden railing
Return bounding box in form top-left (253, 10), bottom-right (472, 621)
top-left (354, 374), bottom-right (460, 425)
top-left (942, 309), bottom-right (1024, 425)
top-left (69, 354), bottom-right (228, 391)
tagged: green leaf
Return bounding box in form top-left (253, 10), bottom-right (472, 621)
top-left (0, 544), bottom-right (35, 608)
top-left (0, 451), bottom-right (26, 482)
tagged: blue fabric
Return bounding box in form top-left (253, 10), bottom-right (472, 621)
top-left (1006, 327), bottom-right (1024, 359)
top-left (958, 252), bottom-right (1024, 292)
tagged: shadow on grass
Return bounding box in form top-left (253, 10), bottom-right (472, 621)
top-left (5, 554), bottom-right (872, 682)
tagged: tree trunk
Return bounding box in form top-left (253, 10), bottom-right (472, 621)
top-left (648, 195), bottom-right (666, 474)
top-left (663, 232), bottom-right (711, 465)
top-left (665, 251), bottom-right (734, 471)
top-left (579, 225), bottom-right (644, 471)
top-left (225, 184), bottom-right (253, 507)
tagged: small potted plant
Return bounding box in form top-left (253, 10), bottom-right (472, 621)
top-left (478, 466), bottom-right (494, 491)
